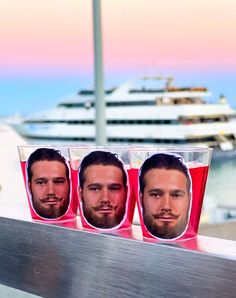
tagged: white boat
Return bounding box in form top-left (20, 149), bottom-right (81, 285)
top-left (8, 76), bottom-right (236, 154)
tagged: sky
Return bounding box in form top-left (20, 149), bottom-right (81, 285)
top-left (1, 0), bottom-right (236, 115)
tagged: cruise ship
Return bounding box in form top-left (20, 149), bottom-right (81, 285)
top-left (9, 76), bottom-right (236, 154)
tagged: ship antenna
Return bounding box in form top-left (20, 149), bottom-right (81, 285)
top-left (166, 77), bottom-right (173, 89)
top-left (219, 94), bottom-right (228, 104)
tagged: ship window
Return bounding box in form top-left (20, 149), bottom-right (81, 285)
top-left (107, 100), bottom-right (156, 107)
top-left (78, 88), bottom-right (115, 95)
top-left (106, 119), bottom-right (179, 125)
top-left (58, 103), bottom-right (86, 108)
top-left (24, 119), bottom-right (181, 126)
top-left (24, 120), bottom-right (94, 125)
top-left (107, 136), bottom-right (220, 144)
top-left (179, 115), bottom-right (228, 124)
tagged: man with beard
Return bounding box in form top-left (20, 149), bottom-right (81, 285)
top-left (79, 150), bottom-right (128, 229)
top-left (139, 153), bottom-right (191, 239)
top-left (27, 148), bottom-right (70, 219)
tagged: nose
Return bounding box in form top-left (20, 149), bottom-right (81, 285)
top-left (100, 188), bottom-right (110, 203)
top-left (161, 194), bottom-right (172, 212)
top-left (46, 181), bottom-right (55, 196)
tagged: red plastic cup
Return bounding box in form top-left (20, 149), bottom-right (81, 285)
top-left (69, 146), bottom-right (136, 231)
top-left (129, 147), bottom-right (212, 241)
top-left (18, 145), bottom-right (77, 222)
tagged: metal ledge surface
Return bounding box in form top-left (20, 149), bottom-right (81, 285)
top-left (0, 216), bottom-right (235, 298)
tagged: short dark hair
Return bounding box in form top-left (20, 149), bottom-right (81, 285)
top-left (27, 148), bottom-right (69, 182)
top-left (139, 153), bottom-right (191, 194)
top-left (79, 150), bottom-right (127, 188)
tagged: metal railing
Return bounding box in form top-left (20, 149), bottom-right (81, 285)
top-left (0, 216), bottom-right (235, 298)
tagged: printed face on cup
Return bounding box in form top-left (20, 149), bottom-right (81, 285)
top-left (78, 150), bottom-right (128, 229)
top-left (139, 153), bottom-right (192, 239)
top-left (27, 148), bottom-right (71, 219)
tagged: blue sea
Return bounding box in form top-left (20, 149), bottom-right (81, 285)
top-left (203, 157), bottom-right (236, 223)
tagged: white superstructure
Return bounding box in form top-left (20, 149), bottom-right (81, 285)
top-left (9, 76), bottom-right (236, 152)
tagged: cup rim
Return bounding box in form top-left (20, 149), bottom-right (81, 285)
top-left (128, 146), bottom-right (213, 153)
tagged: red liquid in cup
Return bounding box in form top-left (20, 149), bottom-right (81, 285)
top-left (130, 164), bottom-right (209, 240)
top-left (20, 161), bottom-right (78, 221)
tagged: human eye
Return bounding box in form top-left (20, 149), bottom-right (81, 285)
top-left (149, 191), bottom-right (162, 198)
top-left (109, 184), bottom-right (122, 192)
top-left (171, 191), bottom-right (184, 199)
top-left (88, 184), bottom-right (101, 192)
top-left (54, 178), bottom-right (66, 184)
top-left (35, 179), bottom-right (46, 185)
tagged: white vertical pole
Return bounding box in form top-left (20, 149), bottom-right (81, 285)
top-left (92, 0), bottom-right (107, 145)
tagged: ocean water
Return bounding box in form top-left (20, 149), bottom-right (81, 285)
top-left (203, 158), bottom-right (236, 223)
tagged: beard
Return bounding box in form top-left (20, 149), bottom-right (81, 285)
top-left (82, 199), bottom-right (126, 229)
top-left (32, 195), bottom-right (69, 219)
top-left (143, 210), bottom-right (189, 239)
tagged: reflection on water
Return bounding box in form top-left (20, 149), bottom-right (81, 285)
top-left (203, 158), bottom-right (236, 223)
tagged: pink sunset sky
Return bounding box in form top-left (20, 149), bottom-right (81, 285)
top-left (1, 0), bottom-right (236, 72)
top-left (1, 0), bottom-right (236, 114)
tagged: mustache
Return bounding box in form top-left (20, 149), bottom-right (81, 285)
top-left (153, 212), bottom-right (179, 220)
top-left (40, 196), bottom-right (62, 203)
top-left (93, 203), bottom-right (114, 211)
